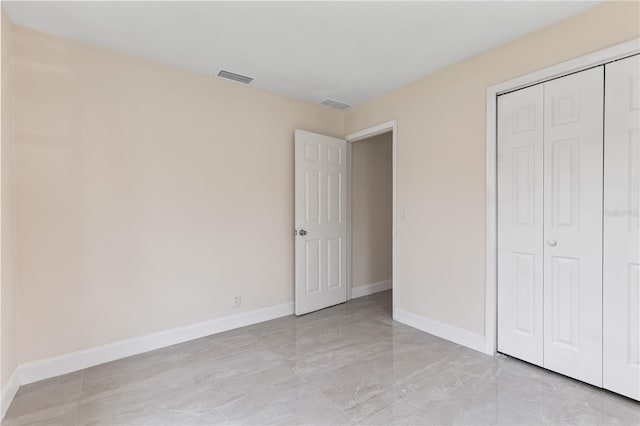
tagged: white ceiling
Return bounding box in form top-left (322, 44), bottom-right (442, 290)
top-left (3, 1), bottom-right (602, 107)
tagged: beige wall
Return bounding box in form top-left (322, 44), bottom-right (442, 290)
top-left (11, 25), bottom-right (343, 363)
top-left (1, 9), bottom-right (17, 390)
top-left (345, 1), bottom-right (640, 335)
top-left (351, 132), bottom-right (392, 288)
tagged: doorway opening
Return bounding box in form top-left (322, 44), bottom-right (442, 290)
top-left (293, 121), bottom-right (397, 316)
top-left (346, 121), bottom-right (398, 319)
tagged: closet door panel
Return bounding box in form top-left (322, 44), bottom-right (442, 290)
top-left (543, 66), bottom-right (604, 387)
top-left (497, 84), bottom-right (544, 366)
top-left (604, 54), bottom-right (640, 401)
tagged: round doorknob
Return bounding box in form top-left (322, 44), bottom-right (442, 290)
top-left (547, 239), bottom-right (557, 246)
top-left (299, 229), bottom-right (307, 236)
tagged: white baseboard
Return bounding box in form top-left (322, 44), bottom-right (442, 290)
top-left (1, 368), bottom-right (20, 420)
top-left (395, 308), bottom-right (490, 355)
top-left (351, 279), bottom-right (392, 299)
top-left (17, 302), bottom-right (294, 386)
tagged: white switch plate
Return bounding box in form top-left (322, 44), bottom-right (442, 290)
top-left (399, 208), bottom-right (408, 221)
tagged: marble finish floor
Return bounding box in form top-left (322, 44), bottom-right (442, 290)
top-left (3, 290), bottom-right (639, 426)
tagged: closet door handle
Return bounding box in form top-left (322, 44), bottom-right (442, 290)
top-left (547, 239), bottom-right (557, 247)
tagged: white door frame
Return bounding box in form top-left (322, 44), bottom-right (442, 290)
top-left (485, 39), bottom-right (640, 355)
top-left (345, 120), bottom-right (398, 319)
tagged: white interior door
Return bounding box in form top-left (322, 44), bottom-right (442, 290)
top-left (603, 54), bottom-right (640, 401)
top-left (543, 66), bottom-right (604, 387)
top-left (294, 130), bottom-right (348, 315)
top-left (497, 84), bottom-right (544, 366)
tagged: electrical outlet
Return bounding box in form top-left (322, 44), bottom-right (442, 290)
top-left (399, 208), bottom-right (408, 221)
top-left (232, 294), bottom-right (242, 308)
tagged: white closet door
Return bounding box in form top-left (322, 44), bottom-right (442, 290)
top-left (603, 54), bottom-right (640, 401)
top-left (543, 66), bottom-right (604, 387)
top-left (497, 84), bottom-right (544, 366)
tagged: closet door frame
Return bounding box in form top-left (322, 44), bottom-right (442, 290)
top-left (484, 38), bottom-right (640, 356)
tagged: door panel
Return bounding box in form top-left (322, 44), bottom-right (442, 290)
top-left (603, 54), bottom-right (640, 401)
top-left (497, 84), bottom-right (544, 366)
top-left (550, 255), bottom-right (580, 348)
top-left (295, 130), bottom-right (347, 315)
top-left (543, 66), bottom-right (604, 387)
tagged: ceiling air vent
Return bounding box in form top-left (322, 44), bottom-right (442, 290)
top-left (321, 99), bottom-right (351, 110)
top-left (217, 70), bottom-right (254, 84)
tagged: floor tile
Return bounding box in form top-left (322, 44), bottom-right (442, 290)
top-left (3, 290), bottom-right (638, 426)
